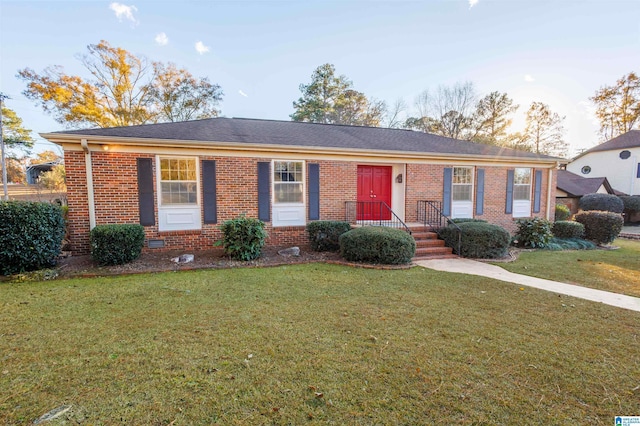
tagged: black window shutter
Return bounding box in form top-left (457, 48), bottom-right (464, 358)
top-left (637, 163), bottom-right (640, 178)
top-left (202, 160), bottom-right (217, 224)
top-left (533, 170), bottom-right (543, 213)
top-left (137, 158), bottom-right (155, 226)
top-left (505, 169), bottom-right (514, 214)
top-left (475, 169), bottom-right (485, 215)
top-left (308, 163), bottom-right (320, 220)
top-left (257, 162), bottom-right (271, 221)
top-left (443, 168), bottom-right (452, 216)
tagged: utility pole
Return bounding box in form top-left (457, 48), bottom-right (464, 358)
top-left (0, 93), bottom-right (8, 200)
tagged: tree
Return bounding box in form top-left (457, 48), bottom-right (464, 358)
top-left (32, 150), bottom-right (61, 165)
top-left (5, 157), bottom-right (26, 184)
top-left (18, 40), bottom-right (223, 129)
top-left (591, 71), bottom-right (640, 141)
top-left (469, 91), bottom-right (519, 145)
top-left (2, 106), bottom-right (35, 152)
top-left (291, 64), bottom-right (386, 126)
top-left (520, 102), bottom-right (568, 157)
top-left (39, 164), bottom-right (66, 193)
top-left (404, 82), bottom-right (477, 139)
top-left (149, 62), bottom-right (223, 122)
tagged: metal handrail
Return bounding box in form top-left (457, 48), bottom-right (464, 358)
top-left (417, 200), bottom-right (462, 255)
top-left (345, 201), bottom-right (412, 234)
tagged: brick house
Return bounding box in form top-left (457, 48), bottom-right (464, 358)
top-left (42, 118), bottom-right (560, 255)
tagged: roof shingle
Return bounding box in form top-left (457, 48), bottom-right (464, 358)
top-left (50, 117), bottom-right (560, 161)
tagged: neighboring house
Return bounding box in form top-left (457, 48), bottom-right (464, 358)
top-left (567, 130), bottom-right (640, 196)
top-left (556, 169), bottom-right (617, 214)
top-left (42, 118), bottom-right (560, 255)
top-left (26, 161), bottom-right (60, 184)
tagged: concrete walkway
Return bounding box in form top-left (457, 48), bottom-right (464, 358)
top-left (415, 258), bottom-right (640, 313)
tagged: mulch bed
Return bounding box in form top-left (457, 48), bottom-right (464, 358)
top-left (51, 246), bottom-right (415, 279)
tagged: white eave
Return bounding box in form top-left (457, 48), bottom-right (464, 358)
top-left (41, 132), bottom-right (561, 167)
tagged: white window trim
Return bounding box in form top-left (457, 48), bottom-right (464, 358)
top-left (156, 155), bottom-right (201, 231)
top-left (451, 166), bottom-right (474, 219)
top-left (271, 160), bottom-right (306, 227)
top-left (512, 168), bottom-right (532, 218)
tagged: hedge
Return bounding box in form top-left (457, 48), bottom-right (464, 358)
top-left (552, 221), bottom-right (585, 239)
top-left (339, 226), bottom-right (415, 264)
top-left (579, 193), bottom-right (624, 213)
top-left (0, 201), bottom-right (66, 275)
top-left (574, 211), bottom-right (623, 245)
top-left (91, 224), bottom-right (146, 265)
top-left (306, 221), bottom-right (352, 252)
top-left (439, 222), bottom-right (510, 259)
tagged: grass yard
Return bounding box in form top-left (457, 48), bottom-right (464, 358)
top-left (2, 264), bottom-right (639, 424)
top-left (497, 239), bottom-right (640, 298)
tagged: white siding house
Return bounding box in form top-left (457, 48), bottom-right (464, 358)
top-left (567, 130), bottom-right (640, 195)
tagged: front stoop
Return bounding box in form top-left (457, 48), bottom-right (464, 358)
top-left (410, 227), bottom-right (457, 260)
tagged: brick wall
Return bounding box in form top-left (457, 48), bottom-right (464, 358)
top-left (64, 150), bottom-right (555, 254)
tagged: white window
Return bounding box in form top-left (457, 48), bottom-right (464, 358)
top-left (156, 156), bottom-right (201, 231)
top-left (513, 168), bottom-right (532, 218)
top-left (272, 160), bottom-right (305, 226)
top-left (160, 158), bottom-right (198, 205)
top-left (451, 166), bottom-right (473, 218)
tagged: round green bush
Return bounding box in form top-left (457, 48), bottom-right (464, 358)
top-left (574, 211), bottom-right (623, 245)
top-left (339, 226), bottom-right (415, 264)
top-left (91, 224), bottom-right (146, 266)
top-left (306, 221), bottom-right (352, 252)
top-left (552, 221), bottom-right (585, 239)
top-left (438, 222), bottom-right (510, 259)
top-left (579, 193), bottom-right (624, 213)
top-left (555, 204), bottom-right (571, 221)
top-left (620, 195), bottom-right (640, 213)
top-left (0, 201), bottom-right (66, 275)
top-left (515, 217), bottom-right (553, 248)
top-left (219, 216), bottom-right (267, 261)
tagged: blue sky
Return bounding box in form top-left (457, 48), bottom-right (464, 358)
top-left (1, 0), bottom-right (639, 157)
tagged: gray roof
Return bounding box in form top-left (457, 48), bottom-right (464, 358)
top-left (50, 117), bottom-right (559, 161)
top-left (556, 169), bottom-right (615, 197)
top-left (574, 130), bottom-right (640, 159)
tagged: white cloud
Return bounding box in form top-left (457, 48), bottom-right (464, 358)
top-left (524, 74), bottom-right (535, 82)
top-left (109, 2), bottom-right (139, 25)
top-left (155, 32), bottom-right (169, 46)
top-left (238, 90), bottom-right (248, 98)
top-left (469, 0), bottom-right (479, 9)
top-left (195, 41), bottom-right (210, 55)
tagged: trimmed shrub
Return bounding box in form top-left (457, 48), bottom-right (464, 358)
top-left (579, 193), bottom-right (624, 213)
top-left (544, 237), bottom-right (597, 251)
top-left (620, 195), bottom-right (640, 223)
top-left (552, 221), bottom-right (585, 239)
top-left (0, 201), bottom-right (66, 275)
top-left (515, 217), bottom-right (553, 248)
top-left (91, 224), bottom-right (145, 266)
top-left (307, 221), bottom-right (352, 252)
top-left (450, 218), bottom-right (487, 224)
top-left (555, 204), bottom-right (571, 221)
top-left (339, 226), bottom-right (415, 264)
top-left (219, 216), bottom-right (267, 261)
top-left (574, 211), bottom-right (623, 245)
top-left (439, 222), bottom-right (510, 259)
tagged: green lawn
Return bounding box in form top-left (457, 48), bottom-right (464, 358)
top-left (496, 239), bottom-right (640, 298)
top-left (2, 264), bottom-right (639, 424)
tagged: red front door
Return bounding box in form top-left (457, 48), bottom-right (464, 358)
top-left (357, 165), bottom-right (392, 220)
